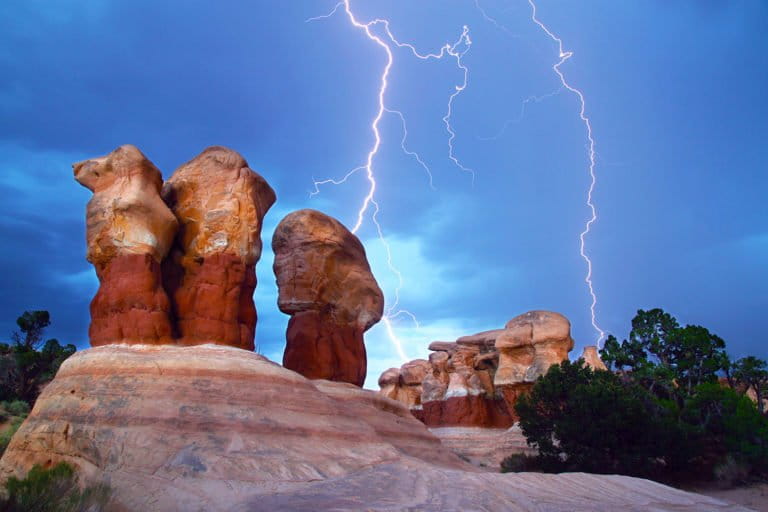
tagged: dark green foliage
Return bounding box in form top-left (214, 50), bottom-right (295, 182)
top-left (1, 401), bottom-right (29, 417)
top-left (0, 312), bottom-right (76, 404)
top-left (1, 463), bottom-right (110, 512)
top-left (514, 360), bottom-right (681, 477)
top-left (681, 383), bottom-right (768, 477)
top-left (0, 417), bottom-right (24, 458)
top-left (514, 308), bottom-right (768, 484)
top-left (11, 311), bottom-right (50, 350)
top-left (732, 356), bottom-right (768, 414)
top-left (499, 453), bottom-right (544, 473)
top-left (599, 309), bottom-right (729, 406)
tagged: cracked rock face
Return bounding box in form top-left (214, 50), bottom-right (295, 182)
top-left (73, 145), bottom-right (178, 346)
top-left (380, 311), bottom-right (574, 428)
top-left (161, 146), bottom-right (276, 350)
top-left (272, 209), bottom-right (384, 386)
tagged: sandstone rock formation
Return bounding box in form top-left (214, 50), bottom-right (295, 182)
top-left (381, 311), bottom-right (574, 428)
top-left (0, 344), bottom-right (745, 512)
top-left (581, 345), bottom-right (608, 370)
top-left (428, 425), bottom-right (535, 468)
top-left (162, 146), bottom-right (276, 350)
top-left (272, 209), bottom-right (384, 386)
top-left (73, 145), bottom-right (178, 346)
top-left (494, 310), bottom-right (574, 409)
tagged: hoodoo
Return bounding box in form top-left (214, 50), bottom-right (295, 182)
top-left (380, 310), bottom-right (575, 428)
top-left (272, 209), bottom-right (384, 386)
top-left (73, 144), bottom-right (178, 346)
top-left (161, 146), bottom-right (276, 350)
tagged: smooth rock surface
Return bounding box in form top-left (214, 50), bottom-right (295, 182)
top-left (73, 145), bottom-right (178, 345)
top-left (0, 345), bottom-right (747, 512)
top-left (273, 209), bottom-right (384, 386)
top-left (162, 146), bottom-right (276, 350)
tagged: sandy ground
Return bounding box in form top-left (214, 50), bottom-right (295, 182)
top-left (687, 483), bottom-right (768, 512)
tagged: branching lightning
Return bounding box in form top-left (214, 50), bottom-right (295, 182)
top-left (308, 0), bottom-right (606, 362)
top-left (526, 0), bottom-right (605, 345)
top-left (307, 1), bottom-right (474, 362)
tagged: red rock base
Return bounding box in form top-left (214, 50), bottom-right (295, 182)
top-left (89, 253), bottom-right (174, 346)
top-left (415, 395), bottom-right (515, 428)
top-left (283, 310), bottom-right (366, 387)
top-left (163, 253), bottom-right (256, 351)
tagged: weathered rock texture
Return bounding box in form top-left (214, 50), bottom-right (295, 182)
top-left (162, 146), bottom-right (276, 350)
top-left (73, 145), bottom-right (178, 346)
top-left (0, 345), bottom-right (745, 512)
top-left (429, 426), bottom-right (536, 469)
top-left (380, 311), bottom-right (575, 428)
top-left (272, 209), bottom-right (384, 386)
top-left (581, 345), bottom-right (608, 370)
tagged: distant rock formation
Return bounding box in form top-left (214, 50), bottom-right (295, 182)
top-left (581, 345), bottom-right (608, 370)
top-left (272, 209), bottom-right (384, 386)
top-left (73, 145), bottom-right (178, 345)
top-left (0, 344), bottom-right (744, 511)
top-left (380, 311), bottom-right (574, 428)
top-left (161, 146), bottom-right (276, 350)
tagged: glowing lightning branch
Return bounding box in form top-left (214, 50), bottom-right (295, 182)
top-left (307, 1), bottom-right (475, 362)
top-left (527, 0), bottom-right (605, 345)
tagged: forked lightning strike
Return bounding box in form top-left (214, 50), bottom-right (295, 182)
top-left (307, 0), bottom-right (474, 362)
top-left (526, 0), bottom-right (605, 345)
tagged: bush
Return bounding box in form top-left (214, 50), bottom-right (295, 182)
top-left (682, 383), bottom-right (768, 478)
top-left (500, 453), bottom-right (545, 473)
top-left (0, 417), bottom-right (24, 457)
top-left (1, 462), bottom-right (110, 512)
top-left (1, 400), bottom-right (30, 418)
top-left (514, 360), bottom-right (683, 478)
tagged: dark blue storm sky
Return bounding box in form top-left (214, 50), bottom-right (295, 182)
top-left (0, 1), bottom-right (765, 387)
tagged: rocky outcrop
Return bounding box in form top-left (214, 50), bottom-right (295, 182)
top-left (494, 310), bottom-right (574, 412)
top-left (581, 345), bottom-right (608, 370)
top-left (0, 345), bottom-right (745, 512)
top-left (272, 209), bottom-right (384, 386)
top-left (381, 311), bottom-right (574, 428)
top-left (161, 146), bottom-right (276, 350)
top-left (428, 426), bottom-right (535, 468)
top-left (73, 145), bottom-right (178, 346)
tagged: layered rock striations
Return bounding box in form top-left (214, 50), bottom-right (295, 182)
top-left (161, 146), bottom-right (276, 350)
top-left (272, 209), bottom-right (384, 386)
top-left (380, 311), bottom-right (575, 428)
top-left (0, 345), bottom-right (744, 512)
top-left (73, 145), bottom-right (178, 345)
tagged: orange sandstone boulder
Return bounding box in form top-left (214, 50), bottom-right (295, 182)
top-left (73, 145), bottom-right (178, 346)
top-left (161, 146), bottom-right (276, 350)
top-left (381, 311), bottom-right (575, 429)
top-left (272, 209), bottom-right (384, 386)
top-left (581, 345), bottom-right (608, 370)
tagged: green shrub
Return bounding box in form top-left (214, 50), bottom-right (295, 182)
top-left (514, 360), bottom-right (682, 478)
top-left (682, 383), bottom-right (768, 477)
top-left (2, 400), bottom-right (30, 418)
top-left (500, 453), bottom-right (545, 473)
top-left (0, 417), bottom-right (24, 457)
top-left (2, 462), bottom-right (110, 512)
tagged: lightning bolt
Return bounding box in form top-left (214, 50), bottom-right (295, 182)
top-left (307, 1), bottom-right (474, 363)
top-left (526, 0), bottom-right (605, 345)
